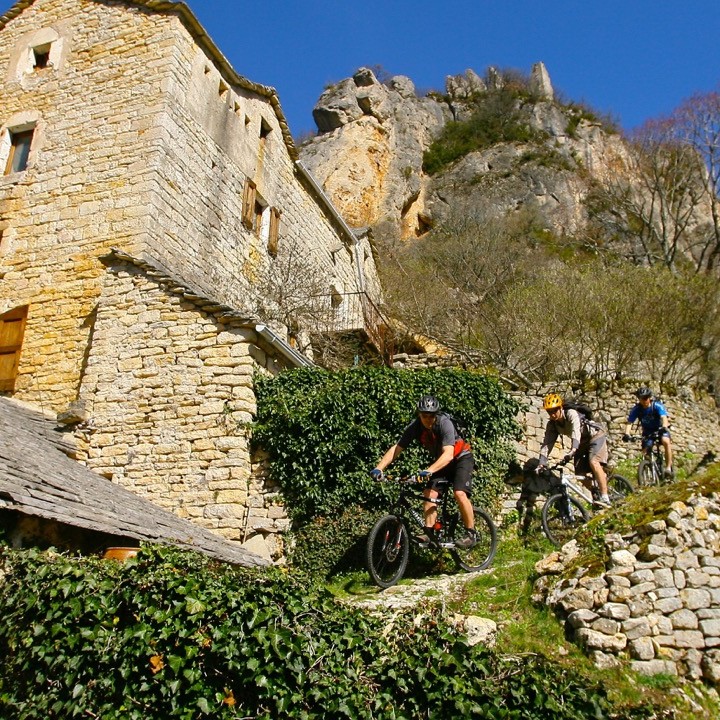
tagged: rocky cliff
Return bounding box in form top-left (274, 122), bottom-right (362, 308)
top-left (300, 63), bottom-right (631, 242)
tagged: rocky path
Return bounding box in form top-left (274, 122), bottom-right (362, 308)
top-left (346, 567), bottom-right (494, 614)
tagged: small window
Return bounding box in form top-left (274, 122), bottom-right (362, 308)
top-left (4, 129), bottom-right (34, 175)
top-left (32, 44), bottom-right (51, 70)
top-left (268, 208), bottom-right (281, 257)
top-left (0, 306), bottom-right (28, 393)
top-left (218, 80), bottom-right (228, 100)
top-left (260, 120), bottom-right (272, 140)
top-left (254, 198), bottom-right (267, 236)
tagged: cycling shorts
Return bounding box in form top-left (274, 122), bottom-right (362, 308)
top-left (425, 453), bottom-right (474, 497)
top-left (574, 431), bottom-right (608, 474)
top-left (642, 428), bottom-right (670, 450)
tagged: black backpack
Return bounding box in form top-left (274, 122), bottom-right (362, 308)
top-left (439, 411), bottom-right (470, 440)
top-left (562, 400), bottom-right (594, 422)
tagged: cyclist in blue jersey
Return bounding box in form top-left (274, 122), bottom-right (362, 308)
top-left (622, 387), bottom-right (673, 477)
top-left (370, 395), bottom-right (477, 549)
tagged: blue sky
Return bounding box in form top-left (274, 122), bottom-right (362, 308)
top-left (3, 1), bottom-right (719, 137)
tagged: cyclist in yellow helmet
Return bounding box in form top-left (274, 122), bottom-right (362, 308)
top-left (537, 393), bottom-right (611, 508)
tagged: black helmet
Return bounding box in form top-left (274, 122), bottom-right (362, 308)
top-left (635, 386), bottom-right (653, 399)
top-left (417, 395), bottom-right (440, 413)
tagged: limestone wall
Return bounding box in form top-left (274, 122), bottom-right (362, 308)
top-left (0, 0), bottom-right (375, 413)
top-left (75, 255), bottom-right (290, 560)
top-left (533, 493), bottom-right (720, 683)
top-left (392, 353), bottom-right (720, 470)
top-left (515, 387), bottom-right (720, 472)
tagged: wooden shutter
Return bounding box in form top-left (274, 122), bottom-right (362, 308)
top-left (0, 306), bottom-right (28, 392)
top-left (241, 179), bottom-right (256, 229)
top-left (268, 207), bottom-right (281, 257)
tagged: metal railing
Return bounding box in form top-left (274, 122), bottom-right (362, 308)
top-left (308, 291), bottom-right (394, 364)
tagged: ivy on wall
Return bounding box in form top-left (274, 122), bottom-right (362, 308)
top-left (252, 366), bottom-right (522, 521)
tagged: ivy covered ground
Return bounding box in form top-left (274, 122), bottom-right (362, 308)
top-left (0, 543), bottom-right (662, 720)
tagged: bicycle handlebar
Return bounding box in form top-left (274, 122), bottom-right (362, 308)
top-left (371, 472), bottom-right (427, 485)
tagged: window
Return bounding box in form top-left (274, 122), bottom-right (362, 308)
top-left (4, 128), bottom-right (34, 175)
top-left (32, 44), bottom-right (51, 70)
top-left (259, 119), bottom-right (271, 153)
top-left (0, 306), bottom-right (28, 393)
top-left (241, 179), bottom-right (256, 230)
top-left (268, 208), bottom-right (281, 257)
top-left (254, 197), bottom-right (268, 236)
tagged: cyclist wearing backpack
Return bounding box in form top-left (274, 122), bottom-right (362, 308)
top-left (622, 387), bottom-right (673, 477)
top-left (536, 393), bottom-right (611, 508)
top-left (370, 395), bottom-right (477, 549)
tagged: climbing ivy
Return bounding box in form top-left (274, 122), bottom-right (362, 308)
top-left (252, 366), bottom-right (522, 522)
top-left (0, 544), bottom-right (655, 719)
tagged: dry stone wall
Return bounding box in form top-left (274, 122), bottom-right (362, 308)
top-left (392, 353), bottom-right (720, 471)
top-left (533, 493), bottom-right (720, 684)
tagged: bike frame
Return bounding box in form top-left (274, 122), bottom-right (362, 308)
top-left (388, 477), bottom-right (459, 548)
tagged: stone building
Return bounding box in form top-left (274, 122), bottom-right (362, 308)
top-left (0, 0), bottom-right (381, 558)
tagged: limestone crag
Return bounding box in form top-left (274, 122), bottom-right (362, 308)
top-left (301, 67), bottom-right (448, 237)
top-left (300, 62), bottom-right (633, 240)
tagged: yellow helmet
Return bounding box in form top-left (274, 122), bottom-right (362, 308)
top-left (543, 393), bottom-right (563, 411)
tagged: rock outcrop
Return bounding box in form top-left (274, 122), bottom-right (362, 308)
top-left (300, 62), bottom-right (632, 241)
top-left (302, 67), bottom-right (448, 239)
top-left (533, 493), bottom-right (720, 683)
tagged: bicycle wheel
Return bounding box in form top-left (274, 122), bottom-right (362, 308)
top-left (637, 459), bottom-right (658, 487)
top-left (607, 473), bottom-right (633, 503)
top-left (366, 514), bottom-right (409, 588)
top-left (450, 506), bottom-right (498, 572)
top-left (541, 493), bottom-right (590, 548)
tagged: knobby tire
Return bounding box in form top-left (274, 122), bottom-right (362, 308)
top-left (450, 506), bottom-right (498, 572)
top-left (607, 473), bottom-right (633, 503)
top-left (366, 514), bottom-right (409, 588)
top-left (542, 493), bottom-right (590, 548)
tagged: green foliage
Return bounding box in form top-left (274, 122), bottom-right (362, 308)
top-left (252, 366), bottom-right (522, 522)
top-left (423, 89), bottom-right (546, 175)
top-left (0, 543), bottom-right (651, 719)
top-left (288, 504), bottom-right (378, 578)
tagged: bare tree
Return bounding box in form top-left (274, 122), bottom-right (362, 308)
top-left (669, 90), bottom-right (720, 272)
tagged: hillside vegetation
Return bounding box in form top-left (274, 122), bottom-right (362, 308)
top-left (300, 66), bottom-right (720, 396)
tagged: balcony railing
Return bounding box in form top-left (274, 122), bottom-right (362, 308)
top-left (308, 291), bottom-right (394, 364)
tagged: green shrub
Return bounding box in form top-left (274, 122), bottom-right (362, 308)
top-left (252, 366), bottom-right (522, 523)
top-left (0, 544), bottom-right (651, 719)
top-left (423, 89), bottom-right (546, 175)
top-left (288, 504), bottom-right (378, 578)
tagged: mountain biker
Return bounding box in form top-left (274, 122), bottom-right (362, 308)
top-left (536, 393), bottom-right (611, 508)
top-left (370, 394), bottom-right (477, 549)
top-left (622, 387), bottom-right (673, 477)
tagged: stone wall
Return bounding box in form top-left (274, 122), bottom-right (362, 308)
top-left (75, 254), bottom-right (290, 561)
top-left (533, 492), bottom-right (720, 684)
top-left (0, 0), bottom-right (376, 413)
top-left (392, 353), bottom-right (720, 471)
top-left (516, 387), bottom-right (720, 470)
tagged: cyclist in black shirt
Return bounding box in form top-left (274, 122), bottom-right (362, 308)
top-left (370, 395), bottom-right (476, 548)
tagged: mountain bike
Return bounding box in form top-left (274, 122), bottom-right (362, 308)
top-left (366, 473), bottom-right (498, 588)
top-left (627, 430), bottom-right (668, 486)
top-left (540, 463), bottom-right (633, 547)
